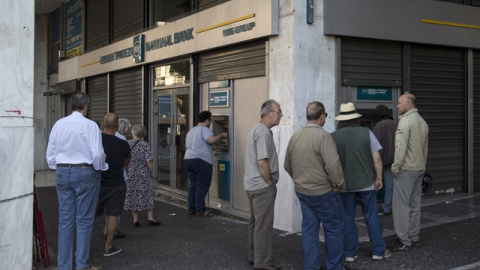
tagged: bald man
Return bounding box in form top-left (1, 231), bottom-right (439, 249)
top-left (390, 94), bottom-right (429, 252)
top-left (96, 113), bottom-right (131, 256)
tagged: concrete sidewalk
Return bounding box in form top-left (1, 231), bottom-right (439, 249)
top-left (32, 177), bottom-right (480, 270)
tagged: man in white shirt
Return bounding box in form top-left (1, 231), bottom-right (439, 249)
top-left (46, 91), bottom-right (108, 270)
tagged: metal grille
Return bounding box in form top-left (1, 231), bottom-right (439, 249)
top-left (85, 0), bottom-right (109, 52)
top-left (341, 38), bottom-right (402, 87)
top-left (198, 40), bottom-right (266, 83)
top-left (50, 43), bottom-right (59, 74)
top-left (473, 50), bottom-right (480, 192)
top-left (198, 0), bottom-right (231, 11)
top-left (112, 0), bottom-right (145, 43)
top-left (411, 44), bottom-right (466, 194)
top-left (111, 68), bottom-right (143, 139)
top-left (86, 75), bottom-right (108, 125)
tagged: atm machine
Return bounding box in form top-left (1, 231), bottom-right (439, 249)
top-left (205, 81), bottom-right (234, 207)
top-left (340, 85), bottom-right (400, 201)
top-left (341, 86), bottom-right (399, 129)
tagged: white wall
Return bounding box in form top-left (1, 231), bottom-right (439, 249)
top-left (269, 0), bottom-right (337, 232)
top-left (0, 0), bottom-right (35, 268)
top-left (34, 15), bottom-right (49, 171)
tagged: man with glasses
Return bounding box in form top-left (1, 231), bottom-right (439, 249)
top-left (46, 91), bottom-right (108, 270)
top-left (244, 99), bottom-right (283, 270)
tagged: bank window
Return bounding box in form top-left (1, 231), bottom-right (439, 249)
top-left (154, 61), bottom-right (190, 87)
top-left (151, 0), bottom-right (193, 25)
top-left (150, 0), bottom-right (232, 26)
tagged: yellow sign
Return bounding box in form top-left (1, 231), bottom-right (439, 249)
top-left (66, 46), bottom-right (82, 59)
top-left (219, 164), bottom-right (225, 171)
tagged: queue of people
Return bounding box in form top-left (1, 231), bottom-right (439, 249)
top-left (46, 92), bottom-right (428, 270)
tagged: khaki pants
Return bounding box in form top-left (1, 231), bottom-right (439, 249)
top-left (392, 169), bottom-right (425, 245)
top-left (247, 184), bottom-right (277, 268)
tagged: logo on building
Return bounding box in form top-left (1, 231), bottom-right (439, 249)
top-left (133, 34), bottom-right (145, 63)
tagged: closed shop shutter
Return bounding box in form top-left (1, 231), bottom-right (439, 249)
top-left (411, 44), bottom-right (466, 194)
top-left (111, 68), bottom-right (143, 139)
top-left (198, 40), bottom-right (266, 83)
top-left (112, 0), bottom-right (145, 43)
top-left (86, 75), bottom-right (108, 125)
top-left (473, 50), bottom-right (480, 192)
top-left (198, 0), bottom-right (231, 11)
top-left (85, 0), bottom-right (109, 52)
top-left (50, 42), bottom-right (59, 74)
top-left (341, 38), bottom-right (402, 87)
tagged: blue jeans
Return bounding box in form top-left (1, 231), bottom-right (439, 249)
top-left (341, 191), bottom-right (386, 257)
top-left (297, 191), bottom-right (344, 270)
top-left (382, 165), bottom-right (394, 213)
top-left (56, 167), bottom-right (101, 270)
top-left (184, 158), bottom-right (213, 214)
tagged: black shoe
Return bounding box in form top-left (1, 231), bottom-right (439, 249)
top-left (148, 220), bottom-right (161, 226)
top-left (187, 211), bottom-right (196, 215)
top-left (114, 231), bottom-right (125, 239)
top-left (389, 237), bottom-right (411, 251)
top-left (248, 260), bottom-right (254, 265)
top-left (383, 211), bottom-right (392, 216)
top-left (411, 239), bottom-right (422, 247)
top-left (254, 265), bottom-right (282, 270)
top-left (134, 221), bottom-right (140, 227)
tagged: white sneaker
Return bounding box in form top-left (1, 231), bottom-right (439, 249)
top-left (372, 249), bottom-right (392, 260)
top-left (345, 255), bottom-right (358, 262)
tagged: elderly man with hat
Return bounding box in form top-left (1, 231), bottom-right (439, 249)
top-left (331, 102), bottom-right (391, 263)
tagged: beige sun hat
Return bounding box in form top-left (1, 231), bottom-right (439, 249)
top-left (335, 102), bottom-right (362, 121)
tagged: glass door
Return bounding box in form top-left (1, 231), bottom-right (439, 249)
top-left (155, 89), bottom-right (189, 191)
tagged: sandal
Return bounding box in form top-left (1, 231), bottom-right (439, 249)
top-left (196, 211), bottom-right (214, 217)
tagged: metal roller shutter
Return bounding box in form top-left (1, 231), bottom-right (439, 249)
top-left (341, 38), bottom-right (402, 87)
top-left (198, 0), bottom-right (231, 11)
top-left (112, 0), bottom-right (145, 43)
top-left (111, 68), bottom-right (143, 138)
top-left (411, 44), bottom-right (466, 194)
top-left (50, 42), bottom-right (59, 74)
top-left (85, 0), bottom-right (109, 52)
top-left (86, 75), bottom-right (108, 125)
top-left (473, 50), bottom-right (480, 192)
top-left (198, 40), bottom-right (266, 83)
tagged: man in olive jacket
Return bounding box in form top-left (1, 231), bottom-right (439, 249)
top-left (284, 101), bottom-right (344, 270)
top-left (390, 93), bottom-right (429, 252)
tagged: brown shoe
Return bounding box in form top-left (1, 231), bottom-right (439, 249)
top-left (254, 265), bottom-right (282, 270)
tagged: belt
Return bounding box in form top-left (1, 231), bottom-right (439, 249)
top-left (57, 163), bottom-right (92, 168)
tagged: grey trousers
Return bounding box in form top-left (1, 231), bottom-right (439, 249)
top-left (392, 169), bottom-right (425, 245)
top-left (247, 184), bottom-right (277, 268)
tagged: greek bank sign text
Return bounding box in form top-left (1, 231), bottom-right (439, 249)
top-left (100, 28), bottom-right (194, 65)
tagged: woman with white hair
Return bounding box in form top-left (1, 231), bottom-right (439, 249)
top-left (124, 125), bottom-right (161, 227)
top-left (115, 118), bottom-right (131, 140)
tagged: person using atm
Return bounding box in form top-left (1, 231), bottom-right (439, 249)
top-left (184, 111), bottom-right (228, 217)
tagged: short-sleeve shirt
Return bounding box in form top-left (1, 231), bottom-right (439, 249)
top-left (184, 126), bottom-right (214, 164)
top-left (244, 123), bottom-right (279, 191)
top-left (101, 133), bottom-right (131, 187)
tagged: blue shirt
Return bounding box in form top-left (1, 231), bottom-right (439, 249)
top-left (184, 126), bottom-right (214, 164)
top-left (46, 111), bottom-right (108, 171)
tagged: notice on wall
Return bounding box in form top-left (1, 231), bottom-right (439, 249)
top-left (210, 91), bottom-right (229, 107)
top-left (357, 86), bottom-right (392, 101)
top-left (65, 0), bottom-right (83, 58)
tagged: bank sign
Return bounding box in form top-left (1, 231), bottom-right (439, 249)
top-left (100, 28), bottom-right (194, 65)
top-left (357, 86), bottom-right (392, 101)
